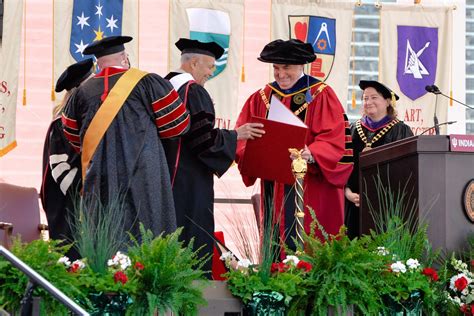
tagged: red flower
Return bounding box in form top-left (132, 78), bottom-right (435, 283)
top-left (69, 263), bottom-right (80, 273)
top-left (134, 262), bottom-right (144, 270)
top-left (422, 267), bottom-right (439, 281)
top-left (270, 262), bottom-right (289, 273)
top-left (114, 271), bottom-right (128, 284)
top-left (455, 276), bottom-right (469, 291)
top-left (296, 260), bottom-right (312, 273)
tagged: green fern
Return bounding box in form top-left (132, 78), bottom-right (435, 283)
top-left (126, 225), bottom-right (208, 315)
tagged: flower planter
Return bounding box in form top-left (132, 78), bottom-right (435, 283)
top-left (88, 292), bottom-right (132, 316)
top-left (382, 291), bottom-right (422, 316)
top-left (243, 291), bottom-right (286, 316)
top-left (328, 305), bottom-right (354, 315)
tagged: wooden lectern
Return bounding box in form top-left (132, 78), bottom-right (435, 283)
top-left (359, 135), bottom-right (474, 253)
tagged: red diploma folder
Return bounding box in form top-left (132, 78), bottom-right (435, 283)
top-left (239, 116), bottom-right (307, 185)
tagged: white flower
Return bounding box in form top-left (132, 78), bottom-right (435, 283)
top-left (237, 259), bottom-right (252, 269)
top-left (57, 256), bottom-right (71, 267)
top-left (452, 258), bottom-right (469, 272)
top-left (283, 255), bottom-right (300, 266)
top-left (406, 258), bottom-right (420, 270)
top-left (220, 251), bottom-right (233, 261)
top-left (107, 251), bottom-right (131, 270)
top-left (71, 259), bottom-right (85, 270)
top-left (390, 261), bottom-right (407, 273)
top-left (376, 247), bottom-right (389, 256)
top-left (449, 273), bottom-right (471, 292)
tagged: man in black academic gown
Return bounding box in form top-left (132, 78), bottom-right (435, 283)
top-left (164, 38), bottom-right (264, 277)
top-left (63, 36), bottom-right (190, 241)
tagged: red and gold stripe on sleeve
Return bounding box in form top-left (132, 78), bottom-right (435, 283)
top-left (61, 113), bottom-right (81, 152)
top-left (152, 89), bottom-right (190, 139)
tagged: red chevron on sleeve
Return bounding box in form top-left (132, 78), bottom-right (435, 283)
top-left (61, 114), bottom-right (78, 130)
top-left (158, 114), bottom-right (190, 139)
top-left (155, 103), bottom-right (187, 128)
top-left (152, 90), bottom-right (180, 113)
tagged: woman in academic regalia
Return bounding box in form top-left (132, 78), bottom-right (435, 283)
top-left (40, 59), bottom-right (93, 259)
top-left (344, 80), bottom-right (414, 239)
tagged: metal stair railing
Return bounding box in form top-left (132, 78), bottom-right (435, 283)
top-left (0, 245), bottom-right (89, 316)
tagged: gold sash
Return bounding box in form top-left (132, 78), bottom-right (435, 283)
top-left (81, 68), bottom-right (148, 183)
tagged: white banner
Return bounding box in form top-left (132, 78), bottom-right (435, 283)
top-left (53, 0), bottom-right (138, 101)
top-left (0, 0), bottom-right (24, 156)
top-left (271, 0), bottom-right (354, 107)
top-left (169, 0), bottom-right (244, 129)
top-left (380, 4), bottom-right (453, 135)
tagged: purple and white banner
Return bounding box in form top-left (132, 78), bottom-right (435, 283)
top-left (380, 4), bottom-right (453, 135)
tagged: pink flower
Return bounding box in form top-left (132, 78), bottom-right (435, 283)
top-left (114, 271), bottom-right (128, 284)
top-left (455, 276), bottom-right (469, 291)
top-left (134, 262), bottom-right (144, 271)
top-left (296, 260), bottom-right (312, 273)
top-left (422, 267), bottom-right (439, 281)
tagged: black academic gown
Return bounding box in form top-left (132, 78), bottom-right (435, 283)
top-left (163, 72), bottom-right (237, 277)
top-left (40, 117), bottom-right (81, 259)
top-left (63, 68), bottom-right (190, 241)
top-left (345, 117), bottom-right (413, 239)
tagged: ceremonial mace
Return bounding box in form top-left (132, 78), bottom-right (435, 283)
top-left (289, 148), bottom-right (307, 246)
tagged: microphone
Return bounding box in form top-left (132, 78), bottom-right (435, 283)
top-left (425, 85), bottom-right (441, 95)
top-left (419, 120), bottom-right (457, 136)
top-left (425, 85), bottom-right (474, 110)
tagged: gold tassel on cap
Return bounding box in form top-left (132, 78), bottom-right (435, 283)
top-left (450, 90), bottom-right (453, 106)
top-left (51, 85), bottom-right (56, 101)
top-left (391, 91), bottom-right (396, 108)
top-left (241, 65), bottom-right (245, 82)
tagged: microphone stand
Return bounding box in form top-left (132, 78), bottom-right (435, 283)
top-left (419, 120), bottom-right (457, 136)
top-left (433, 94), bottom-right (440, 135)
top-left (436, 90), bottom-right (474, 110)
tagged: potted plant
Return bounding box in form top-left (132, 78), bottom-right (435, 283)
top-left (442, 254), bottom-right (474, 315)
top-left (126, 225), bottom-right (208, 315)
top-left (366, 172), bottom-right (440, 315)
top-left (297, 214), bottom-right (387, 315)
top-left (223, 251), bottom-right (310, 315)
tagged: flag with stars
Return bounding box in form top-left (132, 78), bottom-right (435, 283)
top-left (70, 0), bottom-right (124, 62)
top-left (54, 0), bottom-right (138, 97)
top-left (169, 0), bottom-right (244, 129)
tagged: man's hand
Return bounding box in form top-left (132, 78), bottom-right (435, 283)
top-left (344, 187), bottom-right (360, 207)
top-left (236, 123), bottom-right (265, 140)
top-left (290, 145), bottom-right (314, 163)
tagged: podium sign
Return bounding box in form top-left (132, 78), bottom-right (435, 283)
top-left (450, 134), bottom-right (474, 152)
top-left (359, 135), bottom-right (474, 253)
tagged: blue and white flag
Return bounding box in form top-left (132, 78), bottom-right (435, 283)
top-left (169, 0), bottom-right (244, 128)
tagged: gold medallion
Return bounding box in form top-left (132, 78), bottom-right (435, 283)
top-left (463, 180), bottom-right (474, 223)
top-left (293, 93), bottom-right (306, 105)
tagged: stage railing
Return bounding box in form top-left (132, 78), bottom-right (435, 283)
top-left (0, 245), bottom-right (89, 315)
